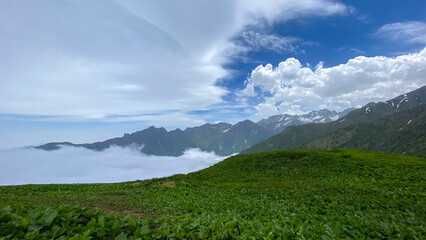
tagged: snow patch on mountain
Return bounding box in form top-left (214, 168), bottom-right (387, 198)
top-left (257, 108), bottom-right (354, 134)
top-left (397, 94), bottom-right (408, 108)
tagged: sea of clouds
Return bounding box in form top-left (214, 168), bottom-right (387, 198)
top-left (0, 146), bottom-right (226, 186)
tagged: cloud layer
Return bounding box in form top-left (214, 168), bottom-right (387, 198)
top-left (0, 146), bottom-right (225, 185)
top-left (0, 0), bottom-right (350, 124)
top-left (242, 47), bottom-right (426, 118)
top-left (0, 0), bottom-right (227, 120)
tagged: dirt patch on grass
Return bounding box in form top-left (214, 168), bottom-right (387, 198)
top-left (84, 201), bottom-right (158, 219)
top-left (159, 181), bottom-right (176, 187)
top-left (30, 196), bottom-right (159, 219)
top-left (88, 206), bottom-right (150, 219)
top-left (130, 181), bottom-right (142, 186)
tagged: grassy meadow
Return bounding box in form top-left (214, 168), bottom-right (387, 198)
top-left (0, 149), bottom-right (425, 239)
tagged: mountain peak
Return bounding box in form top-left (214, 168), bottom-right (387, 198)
top-left (235, 119), bottom-right (255, 125)
top-left (257, 108), bottom-right (353, 134)
top-left (145, 126), bottom-right (166, 131)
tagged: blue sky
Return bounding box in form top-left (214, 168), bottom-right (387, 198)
top-left (0, 0), bottom-right (425, 148)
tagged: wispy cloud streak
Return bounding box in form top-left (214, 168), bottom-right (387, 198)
top-left (374, 21), bottom-right (426, 44)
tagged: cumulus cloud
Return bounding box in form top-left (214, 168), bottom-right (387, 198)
top-left (0, 146), bottom-right (226, 186)
top-left (0, 0), bottom-right (350, 123)
top-left (374, 21), bottom-right (426, 44)
top-left (242, 47), bottom-right (426, 119)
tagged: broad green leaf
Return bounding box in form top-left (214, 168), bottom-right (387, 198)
top-left (114, 232), bottom-right (127, 240)
top-left (42, 210), bottom-right (58, 226)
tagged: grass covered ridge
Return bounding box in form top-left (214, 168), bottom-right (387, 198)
top-left (0, 149), bottom-right (425, 239)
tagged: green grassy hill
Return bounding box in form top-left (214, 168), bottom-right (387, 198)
top-left (1, 149), bottom-right (425, 239)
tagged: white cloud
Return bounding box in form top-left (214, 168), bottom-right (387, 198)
top-left (236, 31), bottom-right (302, 53)
top-left (0, 146), bottom-right (226, 185)
top-left (255, 102), bottom-right (279, 118)
top-left (337, 47), bottom-right (365, 55)
top-left (375, 21), bottom-right (426, 44)
top-left (242, 47), bottom-right (426, 119)
top-left (0, 0), bottom-right (350, 122)
top-left (234, 0), bottom-right (349, 25)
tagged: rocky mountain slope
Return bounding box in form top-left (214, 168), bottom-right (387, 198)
top-left (257, 108), bottom-right (354, 134)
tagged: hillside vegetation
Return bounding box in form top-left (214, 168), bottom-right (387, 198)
top-left (306, 105), bottom-right (426, 156)
top-left (1, 149), bottom-right (425, 239)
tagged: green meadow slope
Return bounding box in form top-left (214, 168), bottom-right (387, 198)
top-left (1, 149), bottom-right (425, 239)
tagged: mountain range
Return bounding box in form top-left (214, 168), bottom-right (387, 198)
top-left (37, 120), bottom-right (273, 156)
top-left (257, 108), bottom-right (355, 134)
top-left (37, 85), bottom-right (425, 157)
top-left (242, 85), bottom-right (426, 157)
top-left (36, 109), bottom-right (352, 156)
